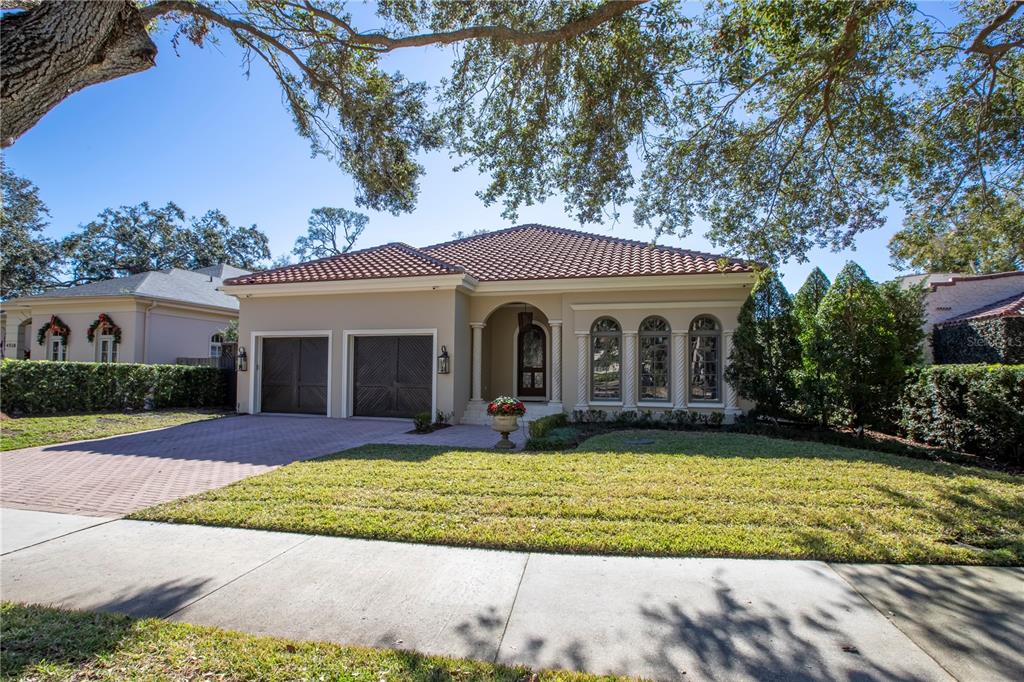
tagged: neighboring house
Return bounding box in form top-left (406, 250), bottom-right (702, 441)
top-left (932, 292), bottom-right (1024, 365)
top-left (1, 264), bottom-right (249, 364)
top-left (899, 271), bottom-right (1024, 363)
top-left (223, 225), bottom-right (756, 423)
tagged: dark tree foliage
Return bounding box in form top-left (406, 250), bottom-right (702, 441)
top-left (791, 267), bottom-right (831, 425)
top-left (61, 202), bottom-right (271, 284)
top-left (2, 1), bottom-right (1021, 266)
top-left (725, 270), bottom-right (801, 420)
top-left (292, 207), bottom-right (368, 260)
top-left (0, 161), bottom-right (61, 299)
top-left (816, 262), bottom-right (902, 427)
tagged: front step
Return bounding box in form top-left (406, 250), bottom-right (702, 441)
top-left (461, 401), bottom-right (564, 426)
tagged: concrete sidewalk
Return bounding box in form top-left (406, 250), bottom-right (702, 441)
top-left (1, 510), bottom-right (1021, 681)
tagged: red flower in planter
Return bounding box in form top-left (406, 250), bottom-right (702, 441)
top-left (487, 396), bottom-right (526, 417)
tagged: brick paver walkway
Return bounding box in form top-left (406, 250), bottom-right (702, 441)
top-left (0, 416), bottom-right (524, 516)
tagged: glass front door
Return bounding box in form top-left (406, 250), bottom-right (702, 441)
top-left (517, 324), bottom-right (546, 397)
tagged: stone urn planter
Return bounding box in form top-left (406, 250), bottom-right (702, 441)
top-left (487, 397), bottom-right (525, 450)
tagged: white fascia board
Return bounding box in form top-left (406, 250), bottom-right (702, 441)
top-left (472, 272), bottom-right (755, 295)
top-left (222, 273), bottom-right (477, 298)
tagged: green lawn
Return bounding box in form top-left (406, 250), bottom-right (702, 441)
top-left (132, 431), bottom-right (1024, 565)
top-left (0, 603), bottom-right (610, 681)
top-left (0, 410), bottom-right (226, 451)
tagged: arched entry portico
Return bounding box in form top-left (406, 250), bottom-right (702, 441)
top-left (464, 301), bottom-right (564, 424)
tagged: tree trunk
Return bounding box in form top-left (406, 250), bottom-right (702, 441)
top-left (1, 0), bottom-right (157, 147)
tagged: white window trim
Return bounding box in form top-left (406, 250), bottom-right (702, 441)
top-left (510, 320), bottom-right (550, 402)
top-left (248, 330), bottom-right (333, 417)
top-left (590, 317), bottom-right (623, 403)
top-left (688, 315), bottom-right (723, 404)
top-left (210, 334), bottom-right (224, 359)
top-left (48, 336), bottom-right (66, 361)
top-left (638, 316), bottom-right (672, 405)
top-left (341, 328), bottom-right (438, 420)
top-left (96, 334), bottom-right (118, 363)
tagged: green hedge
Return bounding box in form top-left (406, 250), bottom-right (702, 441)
top-left (0, 360), bottom-right (229, 414)
top-left (899, 364), bottom-right (1024, 463)
top-left (933, 318), bottom-right (1024, 364)
top-left (528, 412), bottom-right (569, 438)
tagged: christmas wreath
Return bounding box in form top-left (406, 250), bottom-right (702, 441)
top-left (36, 315), bottom-right (71, 346)
top-left (87, 313), bottom-right (122, 344)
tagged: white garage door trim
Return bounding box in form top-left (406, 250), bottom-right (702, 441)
top-left (341, 328), bottom-right (437, 420)
top-left (249, 330), bottom-right (333, 416)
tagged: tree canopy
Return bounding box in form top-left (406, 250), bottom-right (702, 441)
top-left (2, 1), bottom-right (1021, 267)
top-left (0, 160), bottom-right (61, 299)
top-left (292, 207), bottom-right (368, 260)
top-left (0, 165), bottom-right (274, 299)
top-left (61, 202), bottom-right (271, 284)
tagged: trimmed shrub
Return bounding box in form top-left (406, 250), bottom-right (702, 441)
top-left (0, 360), bottom-right (228, 414)
top-left (899, 364), bottom-right (1024, 463)
top-left (933, 318), bottom-right (1024, 365)
top-left (525, 426), bottom-right (580, 451)
top-left (528, 412), bottom-right (568, 439)
top-left (412, 411), bottom-right (433, 433)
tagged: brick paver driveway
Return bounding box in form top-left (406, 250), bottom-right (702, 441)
top-left (0, 416), bottom-right (521, 516)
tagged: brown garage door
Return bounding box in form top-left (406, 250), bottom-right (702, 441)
top-left (353, 335), bottom-right (432, 418)
top-left (260, 337), bottom-right (328, 415)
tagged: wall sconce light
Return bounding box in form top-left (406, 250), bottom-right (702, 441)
top-left (437, 345), bottom-right (450, 374)
top-left (237, 346), bottom-right (248, 372)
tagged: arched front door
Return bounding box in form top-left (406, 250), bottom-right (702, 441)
top-left (517, 324), bottom-right (546, 397)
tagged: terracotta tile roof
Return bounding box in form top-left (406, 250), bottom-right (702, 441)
top-left (224, 243), bottom-right (464, 285)
top-left (939, 291), bottom-right (1024, 325)
top-left (224, 224), bottom-right (753, 287)
top-left (422, 225), bottom-right (752, 281)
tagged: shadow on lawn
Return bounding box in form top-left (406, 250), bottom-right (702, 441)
top-left (0, 603), bottom-right (135, 679)
top-left (2, 579), bottom-right (215, 677)
top-left (581, 430), bottom-right (1022, 481)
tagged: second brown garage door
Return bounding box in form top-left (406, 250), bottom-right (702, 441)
top-left (353, 335), bottom-right (432, 418)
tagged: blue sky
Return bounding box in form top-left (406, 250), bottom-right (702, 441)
top-left (5, 18), bottom-right (906, 290)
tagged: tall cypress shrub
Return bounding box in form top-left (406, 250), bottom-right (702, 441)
top-left (725, 270), bottom-right (802, 420)
top-left (792, 267), bottom-right (831, 425)
top-left (816, 262), bottom-right (899, 427)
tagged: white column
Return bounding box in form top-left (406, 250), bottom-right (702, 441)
top-left (672, 331), bottom-right (688, 410)
top-left (470, 322), bottom-right (485, 402)
top-left (549, 319), bottom-right (562, 407)
top-left (622, 331), bottom-right (637, 411)
top-left (723, 330), bottom-right (740, 417)
top-left (575, 331), bottom-right (589, 411)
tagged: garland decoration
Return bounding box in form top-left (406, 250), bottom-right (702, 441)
top-left (36, 315), bottom-right (71, 346)
top-left (87, 313), bottom-right (122, 344)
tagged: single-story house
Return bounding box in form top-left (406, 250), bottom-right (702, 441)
top-left (1, 264), bottom-right (249, 364)
top-left (899, 271), bottom-right (1024, 363)
top-left (223, 225), bottom-right (756, 423)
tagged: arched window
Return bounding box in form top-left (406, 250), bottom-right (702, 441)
top-left (639, 316), bottom-right (670, 402)
top-left (210, 333), bottom-right (225, 359)
top-left (590, 317), bottom-right (621, 401)
top-left (689, 316), bottom-right (720, 401)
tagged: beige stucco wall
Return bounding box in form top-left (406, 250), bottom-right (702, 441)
top-left (146, 308), bottom-right (235, 364)
top-left (21, 300), bottom-right (143, 363)
top-left (557, 286), bottom-right (750, 412)
top-left (236, 289), bottom-right (461, 419)
top-left (471, 285), bottom-right (750, 412)
top-left (232, 277), bottom-right (754, 421)
top-left (1, 298), bottom-right (236, 365)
